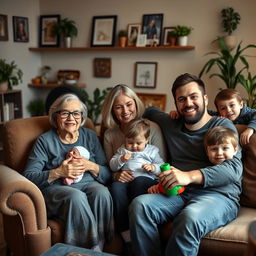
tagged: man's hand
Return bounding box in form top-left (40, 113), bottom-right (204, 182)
top-left (148, 184), bottom-right (160, 194)
top-left (158, 166), bottom-right (204, 189)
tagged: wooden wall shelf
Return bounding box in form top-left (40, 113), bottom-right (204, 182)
top-left (29, 45), bottom-right (195, 52)
top-left (28, 83), bottom-right (86, 88)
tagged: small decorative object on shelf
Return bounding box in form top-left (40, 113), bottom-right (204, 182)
top-left (0, 59), bottom-right (23, 90)
top-left (57, 70), bottom-right (80, 85)
top-left (174, 25), bottom-right (193, 46)
top-left (41, 65), bottom-right (52, 84)
top-left (118, 30), bottom-right (128, 47)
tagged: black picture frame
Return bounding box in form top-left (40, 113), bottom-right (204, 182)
top-left (91, 15), bottom-right (117, 47)
top-left (134, 62), bottom-right (158, 88)
top-left (13, 16), bottom-right (29, 42)
top-left (0, 14), bottom-right (8, 41)
top-left (39, 15), bottom-right (60, 47)
top-left (142, 13), bottom-right (163, 46)
top-left (163, 26), bottom-right (176, 45)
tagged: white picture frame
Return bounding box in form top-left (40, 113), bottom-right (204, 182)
top-left (134, 62), bottom-right (158, 88)
top-left (136, 34), bottom-right (147, 47)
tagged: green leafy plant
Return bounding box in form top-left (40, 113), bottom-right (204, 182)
top-left (0, 59), bottom-right (23, 89)
top-left (167, 30), bottom-right (177, 39)
top-left (199, 37), bottom-right (256, 89)
top-left (221, 7), bottom-right (241, 36)
top-left (239, 72), bottom-right (256, 108)
top-left (53, 18), bottom-right (78, 38)
top-left (118, 30), bottom-right (128, 38)
top-left (174, 25), bottom-right (192, 36)
top-left (80, 87), bottom-right (112, 124)
top-left (27, 98), bottom-right (45, 116)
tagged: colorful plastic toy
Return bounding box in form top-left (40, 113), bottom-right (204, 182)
top-left (158, 163), bottom-right (185, 196)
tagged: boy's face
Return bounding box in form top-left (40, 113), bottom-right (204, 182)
top-left (217, 97), bottom-right (243, 121)
top-left (206, 141), bottom-right (238, 165)
top-left (125, 134), bottom-right (148, 152)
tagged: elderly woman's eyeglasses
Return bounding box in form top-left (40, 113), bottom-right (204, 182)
top-left (56, 111), bottom-right (82, 119)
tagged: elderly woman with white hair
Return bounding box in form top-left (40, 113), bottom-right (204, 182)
top-left (23, 93), bottom-right (114, 252)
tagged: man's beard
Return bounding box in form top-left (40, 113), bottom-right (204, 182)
top-left (178, 103), bottom-right (205, 125)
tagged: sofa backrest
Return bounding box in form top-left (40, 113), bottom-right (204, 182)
top-left (3, 116), bottom-right (95, 173)
top-left (240, 132), bottom-right (256, 208)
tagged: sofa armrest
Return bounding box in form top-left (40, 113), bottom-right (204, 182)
top-left (0, 164), bottom-right (48, 232)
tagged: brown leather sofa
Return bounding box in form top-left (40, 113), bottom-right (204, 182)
top-left (0, 116), bottom-right (256, 256)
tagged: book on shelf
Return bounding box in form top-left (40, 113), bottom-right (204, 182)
top-left (3, 102), bottom-right (15, 122)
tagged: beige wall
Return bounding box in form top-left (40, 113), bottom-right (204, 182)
top-left (1, 0), bottom-right (256, 117)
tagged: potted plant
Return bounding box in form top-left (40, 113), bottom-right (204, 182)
top-left (199, 37), bottom-right (256, 89)
top-left (239, 72), bottom-right (256, 108)
top-left (174, 25), bottom-right (192, 46)
top-left (53, 18), bottom-right (78, 48)
top-left (0, 59), bottom-right (23, 90)
top-left (167, 30), bottom-right (177, 46)
top-left (27, 98), bottom-right (45, 116)
top-left (221, 7), bottom-right (241, 49)
top-left (118, 30), bottom-right (128, 47)
top-left (79, 87), bottom-right (112, 125)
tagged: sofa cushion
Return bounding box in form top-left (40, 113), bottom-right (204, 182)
top-left (240, 133), bottom-right (256, 208)
top-left (204, 207), bottom-right (256, 243)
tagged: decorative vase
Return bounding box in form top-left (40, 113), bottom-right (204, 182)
top-left (177, 36), bottom-right (188, 46)
top-left (169, 37), bottom-right (177, 46)
top-left (119, 37), bottom-right (127, 47)
top-left (0, 81), bottom-right (8, 91)
top-left (224, 35), bottom-right (237, 50)
top-left (64, 37), bottom-right (72, 48)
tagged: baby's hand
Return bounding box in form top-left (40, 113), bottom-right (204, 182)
top-left (142, 163), bottom-right (155, 173)
top-left (148, 184), bottom-right (160, 194)
top-left (240, 128), bottom-right (254, 146)
top-left (169, 110), bottom-right (180, 119)
top-left (121, 152), bottom-right (132, 162)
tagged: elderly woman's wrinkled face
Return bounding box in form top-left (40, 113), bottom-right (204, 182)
top-left (56, 99), bottom-right (82, 134)
top-left (113, 93), bottom-right (137, 125)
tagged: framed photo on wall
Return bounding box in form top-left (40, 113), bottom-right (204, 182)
top-left (39, 15), bottom-right (60, 47)
top-left (137, 93), bottom-right (166, 111)
top-left (91, 15), bottom-right (117, 47)
top-left (13, 16), bottom-right (29, 42)
top-left (93, 58), bottom-right (111, 77)
top-left (163, 26), bottom-right (176, 45)
top-left (134, 62), bottom-right (158, 88)
top-left (142, 13), bottom-right (163, 46)
top-left (127, 23), bottom-right (141, 46)
top-left (0, 14), bottom-right (8, 41)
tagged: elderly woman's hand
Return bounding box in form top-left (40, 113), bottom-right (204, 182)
top-left (114, 170), bottom-right (134, 183)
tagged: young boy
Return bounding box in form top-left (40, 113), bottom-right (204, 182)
top-left (148, 126), bottom-right (238, 196)
top-left (109, 118), bottom-right (164, 251)
top-left (204, 126), bottom-right (238, 165)
top-left (214, 88), bottom-right (256, 145)
top-left (63, 146), bottom-right (90, 185)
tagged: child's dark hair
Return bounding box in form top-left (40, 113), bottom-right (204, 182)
top-left (124, 118), bottom-right (150, 140)
top-left (214, 89), bottom-right (243, 110)
top-left (204, 126), bottom-right (238, 150)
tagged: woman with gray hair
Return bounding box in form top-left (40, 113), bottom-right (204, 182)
top-left (23, 93), bottom-right (114, 252)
